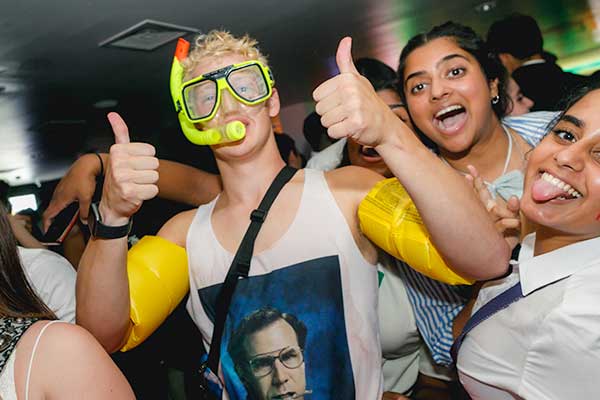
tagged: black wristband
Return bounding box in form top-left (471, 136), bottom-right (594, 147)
top-left (93, 152), bottom-right (104, 177)
top-left (88, 202), bottom-right (132, 239)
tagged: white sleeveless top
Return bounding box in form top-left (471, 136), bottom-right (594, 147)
top-left (0, 321), bottom-right (61, 400)
top-left (186, 169), bottom-right (383, 399)
top-left (378, 257), bottom-right (422, 394)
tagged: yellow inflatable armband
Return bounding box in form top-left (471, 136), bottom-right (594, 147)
top-left (359, 178), bottom-right (474, 286)
top-left (121, 236), bottom-right (189, 351)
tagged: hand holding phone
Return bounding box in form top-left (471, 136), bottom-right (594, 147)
top-left (40, 202), bottom-right (80, 246)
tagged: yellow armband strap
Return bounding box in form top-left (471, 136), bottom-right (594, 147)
top-left (358, 178), bottom-right (474, 286)
top-left (121, 235), bottom-right (189, 351)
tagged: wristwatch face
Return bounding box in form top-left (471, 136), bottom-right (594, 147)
top-left (88, 203), bottom-right (132, 239)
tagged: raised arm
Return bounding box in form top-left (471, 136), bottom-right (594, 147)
top-left (8, 214), bottom-right (45, 249)
top-left (156, 159), bottom-right (221, 205)
top-left (42, 153), bottom-right (103, 230)
top-left (313, 38), bottom-right (510, 280)
top-left (43, 154), bottom-right (221, 230)
top-left (77, 112), bottom-right (159, 352)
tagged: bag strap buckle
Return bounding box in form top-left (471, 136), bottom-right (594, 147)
top-left (250, 208), bottom-right (266, 223)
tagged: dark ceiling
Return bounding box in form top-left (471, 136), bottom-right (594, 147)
top-left (2, 0), bottom-right (599, 186)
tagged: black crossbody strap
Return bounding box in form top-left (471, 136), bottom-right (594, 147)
top-left (207, 166), bottom-right (297, 372)
top-left (450, 281), bottom-right (523, 363)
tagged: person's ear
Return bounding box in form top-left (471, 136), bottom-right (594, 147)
top-left (498, 53), bottom-right (516, 73)
top-left (489, 78), bottom-right (499, 99)
top-left (267, 88), bottom-right (281, 118)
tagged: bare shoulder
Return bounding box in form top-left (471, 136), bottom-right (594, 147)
top-left (35, 321), bottom-right (101, 350)
top-left (19, 321), bottom-right (108, 360)
top-left (20, 321), bottom-right (134, 399)
top-left (157, 208), bottom-right (198, 247)
top-left (325, 165), bottom-right (385, 203)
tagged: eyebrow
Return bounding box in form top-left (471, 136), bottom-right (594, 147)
top-left (560, 114), bottom-right (585, 128)
top-left (404, 54), bottom-right (470, 86)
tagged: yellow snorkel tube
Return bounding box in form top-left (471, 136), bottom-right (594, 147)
top-left (170, 38), bottom-right (246, 145)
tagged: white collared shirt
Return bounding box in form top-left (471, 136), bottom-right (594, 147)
top-left (457, 233), bottom-right (600, 399)
top-left (520, 58), bottom-right (547, 67)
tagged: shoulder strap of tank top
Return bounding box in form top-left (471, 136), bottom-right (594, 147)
top-left (0, 317), bottom-right (37, 375)
top-left (25, 320), bottom-right (61, 400)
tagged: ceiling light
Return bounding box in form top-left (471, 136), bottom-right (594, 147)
top-left (93, 99), bottom-right (119, 109)
top-left (475, 1), bottom-right (496, 12)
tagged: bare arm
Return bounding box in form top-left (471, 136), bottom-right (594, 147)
top-left (77, 113), bottom-right (159, 352)
top-left (43, 153), bottom-right (103, 230)
top-left (376, 139), bottom-right (509, 280)
top-left (313, 38), bottom-right (510, 280)
top-left (77, 226), bottom-right (131, 352)
top-left (43, 154), bottom-right (220, 230)
top-left (24, 322), bottom-right (135, 399)
top-left (156, 159), bottom-right (221, 206)
top-left (8, 214), bottom-right (45, 249)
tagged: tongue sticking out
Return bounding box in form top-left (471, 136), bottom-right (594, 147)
top-left (531, 178), bottom-right (569, 201)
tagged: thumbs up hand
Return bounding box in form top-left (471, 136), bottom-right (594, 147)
top-left (313, 37), bottom-right (402, 148)
top-left (99, 112), bottom-right (159, 225)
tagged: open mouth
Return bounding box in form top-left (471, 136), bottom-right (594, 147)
top-left (433, 104), bottom-right (467, 134)
top-left (531, 171), bottom-right (582, 202)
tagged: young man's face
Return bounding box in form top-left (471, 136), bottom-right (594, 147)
top-left (190, 53), bottom-right (280, 159)
top-left (243, 319), bottom-right (307, 400)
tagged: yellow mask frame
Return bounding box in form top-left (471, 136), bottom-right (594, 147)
top-left (169, 38), bottom-right (275, 145)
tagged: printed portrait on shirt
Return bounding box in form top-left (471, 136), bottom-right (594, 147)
top-left (198, 255), bottom-right (355, 400)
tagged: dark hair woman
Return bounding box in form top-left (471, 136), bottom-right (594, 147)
top-left (0, 204), bottom-right (134, 400)
top-left (457, 79), bottom-right (600, 399)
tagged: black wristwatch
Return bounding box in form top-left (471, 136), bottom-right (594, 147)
top-left (88, 202), bottom-right (133, 239)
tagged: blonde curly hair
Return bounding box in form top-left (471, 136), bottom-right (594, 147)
top-left (182, 30), bottom-right (269, 80)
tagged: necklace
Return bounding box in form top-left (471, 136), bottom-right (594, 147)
top-left (441, 125), bottom-right (514, 186)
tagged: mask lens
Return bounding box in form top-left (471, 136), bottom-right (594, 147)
top-left (183, 79), bottom-right (218, 120)
top-left (227, 64), bottom-right (268, 103)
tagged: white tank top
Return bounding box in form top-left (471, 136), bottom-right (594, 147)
top-left (186, 169), bottom-right (383, 399)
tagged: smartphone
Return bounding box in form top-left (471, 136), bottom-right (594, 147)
top-left (40, 202), bottom-right (80, 246)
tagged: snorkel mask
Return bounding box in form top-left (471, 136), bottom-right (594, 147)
top-left (170, 38), bottom-right (275, 145)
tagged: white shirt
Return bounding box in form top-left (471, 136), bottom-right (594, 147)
top-left (18, 247), bottom-right (76, 323)
top-left (305, 138), bottom-right (347, 171)
top-left (457, 233), bottom-right (600, 399)
top-left (378, 258), bottom-right (422, 394)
